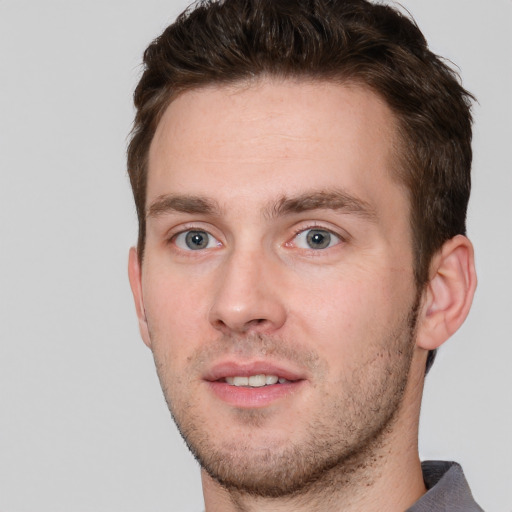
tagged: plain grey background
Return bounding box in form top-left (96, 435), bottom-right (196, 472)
top-left (0, 1), bottom-right (510, 510)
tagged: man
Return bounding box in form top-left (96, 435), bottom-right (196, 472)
top-left (127, 0), bottom-right (482, 510)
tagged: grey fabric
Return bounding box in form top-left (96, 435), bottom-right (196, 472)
top-left (408, 461), bottom-right (484, 511)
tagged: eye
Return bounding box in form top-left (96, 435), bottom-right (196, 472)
top-left (294, 228), bottom-right (341, 250)
top-left (174, 230), bottom-right (220, 251)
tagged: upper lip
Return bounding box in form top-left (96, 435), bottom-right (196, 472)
top-left (203, 360), bottom-right (307, 382)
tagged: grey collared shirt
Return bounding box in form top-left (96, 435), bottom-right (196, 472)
top-left (408, 461), bottom-right (484, 511)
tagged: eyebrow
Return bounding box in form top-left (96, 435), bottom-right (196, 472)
top-left (147, 194), bottom-right (221, 218)
top-left (146, 189), bottom-right (377, 222)
top-left (267, 189), bottom-right (377, 221)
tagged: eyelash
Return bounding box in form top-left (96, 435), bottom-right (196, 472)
top-left (166, 224), bottom-right (347, 252)
top-left (292, 224), bottom-right (342, 238)
top-left (289, 224), bottom-right (346, 249)
top-left (167, 224), bottom-right (220, 248)
top-left (174, 230), bottom-right (220, 250)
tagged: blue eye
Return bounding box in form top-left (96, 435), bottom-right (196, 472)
top-left (174, 230), bottom-right (220, 250)
top-left (294, 228), bottom-right (340, 250)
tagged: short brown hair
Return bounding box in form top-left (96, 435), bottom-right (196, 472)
top-left (128, 0), bottom-right (473, 288)
top-left (128, 0), bottom-right (473, 317)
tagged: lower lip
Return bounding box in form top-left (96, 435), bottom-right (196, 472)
top-left (207, 380), bottom-right (304, 408)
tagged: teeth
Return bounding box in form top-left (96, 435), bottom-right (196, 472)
top-left (265, 375), bottom-right (279, 385)
top-left (225, 374), bottom-right (284, 387)
top-left (249, 374), bottom-right (266, 387)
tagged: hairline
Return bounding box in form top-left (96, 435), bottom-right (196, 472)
top-left (139, 74), bottom-right (414, 258)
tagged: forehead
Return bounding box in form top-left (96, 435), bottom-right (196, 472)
top-left (147, 79), bottom-right (405, 214)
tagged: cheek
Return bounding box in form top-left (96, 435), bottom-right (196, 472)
top-left (144, 258), bottom-right (210, 311)
top-left (142, 267), bottom-right (211, 356)
top-left (288, 264), bottom-right (414, 358)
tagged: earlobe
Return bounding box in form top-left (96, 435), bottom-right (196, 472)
top-left (128, 247), bottom-right (152, 348)
top-left (416, 235), bottom-right (477, 351)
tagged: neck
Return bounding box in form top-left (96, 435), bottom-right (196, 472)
top-left (202, 356), bottom-right (428, 512)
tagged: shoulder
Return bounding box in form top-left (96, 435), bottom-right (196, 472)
top-left (407, 461), bottom-right (484, 512)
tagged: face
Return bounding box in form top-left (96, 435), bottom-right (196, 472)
top-left (129, 79), bottom-right (421, 496)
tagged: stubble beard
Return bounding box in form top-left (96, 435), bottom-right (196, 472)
top-left (152, 297), bottom-right (420, 499)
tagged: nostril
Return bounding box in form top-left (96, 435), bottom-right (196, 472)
top-left (236, 318), bottom-right (272, 333)
top-left (208, 290), bottom-right (287, 333)
top-left (213, 319), bottom-right (228, 329)
top-left (247, 318), bottom-right (266, 327)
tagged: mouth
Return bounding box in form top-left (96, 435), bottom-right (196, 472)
top-left (223, 374), bottom-right (295, 387)
top-left (204, 362), bottom-right (306, 408)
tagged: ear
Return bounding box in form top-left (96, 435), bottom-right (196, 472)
top-left (128, 247), bottom-right (152, 349)
top-left (416, 235), bottom-right (477, 351)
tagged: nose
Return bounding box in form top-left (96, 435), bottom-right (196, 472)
top-left (208, 248), bottom-right (287, 335)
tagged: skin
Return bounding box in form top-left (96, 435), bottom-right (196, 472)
top-left (128, 79), bottom-right (476, 512)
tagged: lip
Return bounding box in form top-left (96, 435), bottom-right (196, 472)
top-left (204, 360), bottom-right (306, 382)
top-left (203, 360), bottom-right (307, 409)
